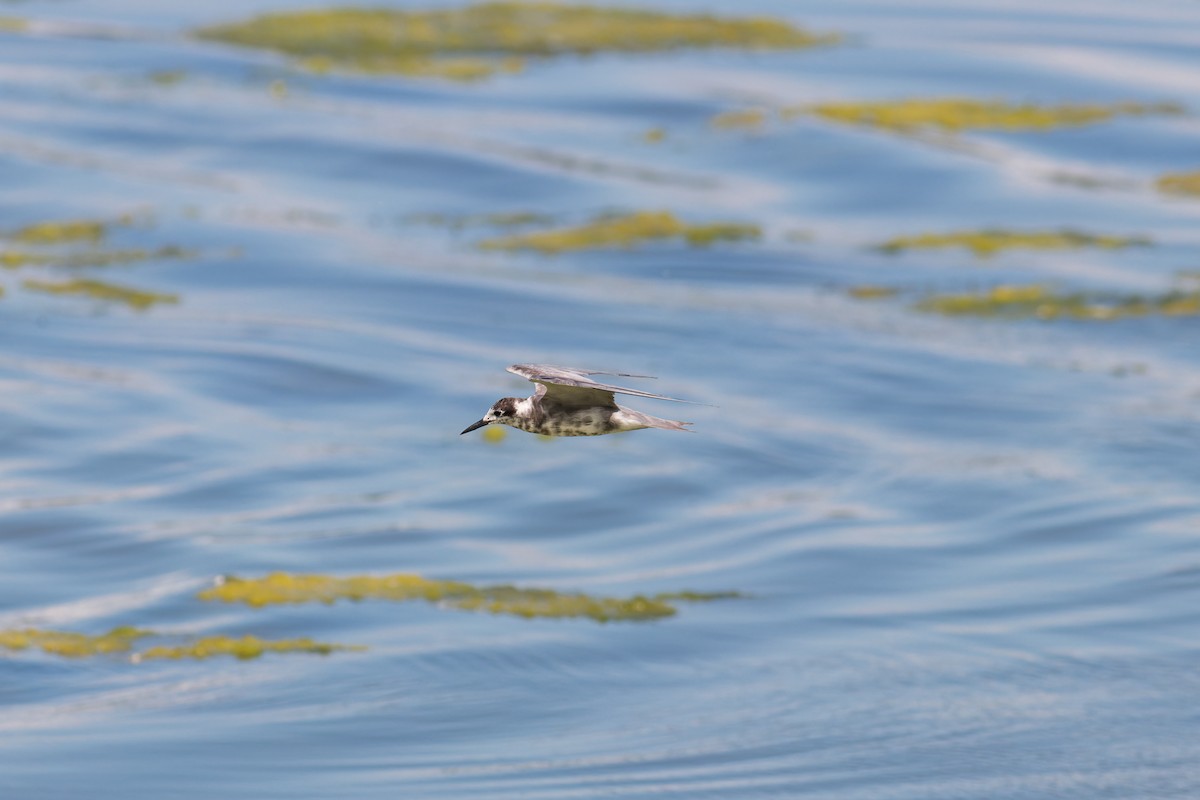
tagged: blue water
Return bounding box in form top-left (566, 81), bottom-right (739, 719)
top-left (2, 1), bottom-right (1200, 797)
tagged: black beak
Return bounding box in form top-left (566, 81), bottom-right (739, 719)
top-left (460, 419), bottom-right (488, 435)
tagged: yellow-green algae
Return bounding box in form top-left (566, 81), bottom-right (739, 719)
top-left (877, 229), bottom-right (1149, 258)
top-left (643, 127), bottom-right (667, 144)
top-left (0, 215), bottom-right (190, 270)
top-left (0, 251), bottom-right (55, 269)
top-left (136, 635), bottom-right (357, 661)
top-left (0, 246), bottom-right (191, 269)
top-left (195, 3), bottom-right (838, 82)
top-left (915, 284), bottom-right (1200, 321)
top-left (9, 219), bottom-right (108, 245)
top-left (801, 98), bottom-right (1182, 133)
top-left (148, 69), bottom-right (188, 86)
top-left (23, 279), bottom-right (179, 310)
top-left (299, 52), bottom-right (520, 82)
top-left (478, 211), bottom-right (760, 254)
top-left (0, 16), bottom-right (26, 33)
top-left (711, 109), bottom-right (769, 131)
top-left (0, 627), bottom-right (150, 658)
top-left (1157, 170), bottom-right (1200, 197)
top-left (847, 284), bottom-right (899, 300)
top-left (200, 572), bottom-right (737, 622)
top-left (0, 628), bottom-right (356, 661)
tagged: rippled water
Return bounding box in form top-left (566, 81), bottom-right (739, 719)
top-left (3, 1), bottom-right (1200, 797)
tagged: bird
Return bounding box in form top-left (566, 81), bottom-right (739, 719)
top-left (460, 364), bottom-right (697, 438)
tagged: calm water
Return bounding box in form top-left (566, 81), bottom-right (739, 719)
top-left (3, 1), bottom-right (1200, 797)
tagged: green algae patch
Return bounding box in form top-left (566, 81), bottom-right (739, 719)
top-left (148, 69), bottom-right (188, 86)
top-left (0, 627), bottom-right (358, 662)
top-left (23, 279), bottom-right (179, 310)
top-left (1157, 170), bottom-right (1200, 198)
top-left (682, 221), bottom-right (762, 247)
top-left (136, 635), bottom-right (357, 661)
top-left (915, 284), bottom-right (1200, 321)
top-left (0, 251), bottom-right (55, 269)
top-left (9, 219), bottom-right (108, 245)
top-left (302, 53), bottom-right (521, 82)
top-left (200, 572), bottom-right (736, 623)
top-left (0, 16), bottom-right (26, 33)
top-left (1, 246), bottom-right (191, 270)
top-left (478, 211), bottom-right (760, 254)
top-left (195, 3), bottom-right (838, 82)
top-left (643, 127), bottom-right (667, 144)
top-left (802, 98), bottom-right (1182, 133)
top-left (0, 627), bottom-right (151, 658)
top-left (877, 229), bottom-right (1150, 258)
top-left (2, 214), bottom-right (153, 248)
top-left (848, 284), bottom-right (899, 300)
top-left (655, 590), bottom-right (742, 603)
top-left (712, 109), bottom-right (769, 131)
top-left (0, 216), bottom-right (192, 272)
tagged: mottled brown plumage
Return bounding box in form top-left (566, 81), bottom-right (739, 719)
top-left (460, 364), bottom-right (696, 438)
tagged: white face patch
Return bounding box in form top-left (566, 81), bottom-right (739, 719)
top-left (486, 399), bottom-right (526, 427)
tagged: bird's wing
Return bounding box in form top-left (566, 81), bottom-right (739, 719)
top-left (530, 380), bottom-right (616, 410)
top-left (507, 364), bottom-right (699, 405)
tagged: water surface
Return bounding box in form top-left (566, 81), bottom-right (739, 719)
top-left (2, 1), bottom-right (1200, 797)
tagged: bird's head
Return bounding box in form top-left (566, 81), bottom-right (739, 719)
top-left (460, 397), bottom-right (520, 435)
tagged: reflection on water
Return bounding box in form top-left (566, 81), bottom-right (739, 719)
top-left (2, 1), bottom-right (1200, 798)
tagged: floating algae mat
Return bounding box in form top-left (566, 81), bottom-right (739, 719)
top-left (23, 278), bottom-right (179, 310)
top-left (1, 214), bottom-right (183, 248)
top-left (1, 215), bottom-right (190, 261)
top-left (0, 214), bottom-right (190, 308)
top-left (477, 211), bottom-right (760, 254)
top-left (201, 572), bottom-right (738, 622)
top-left (1, 246), bottom-right (190, 270)
top-left (711, 109), bottom-right (770, 131)
top-left (195, 2), bottom-right (838, 81)
top-left (847, 285), bottom-right (900, 300)
top-left (0, 627), bottom-right (355, 661)
top-left (1157, 170), bottom-right (1200, 197)
top-left (800, 98), bottom-right (1182, 133)
top-left (0, 626), bottom-right (151, 658)
top-left (8, 218), bottom-right (110, 245)
top-left (914, 284), bottom-right (1200, 321)
top-left (3, 216), bottom-right (122, 266)
top-left (876, 229), bottom-right (1150, 258)
top-left (135, 635), bottom-right (358, 661)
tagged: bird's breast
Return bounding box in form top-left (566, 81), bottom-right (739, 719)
top-left (520, 407), bottom-right (618, 437)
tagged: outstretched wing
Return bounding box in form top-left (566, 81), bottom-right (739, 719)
top-left (507, 364), bottom-right (699, 408)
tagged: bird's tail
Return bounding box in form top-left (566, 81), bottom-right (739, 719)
top-left (621, 408), bottom-right (693, 432)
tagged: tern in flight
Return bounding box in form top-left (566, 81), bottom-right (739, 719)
top-left (461, 364), bottom-right (697, 437)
